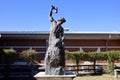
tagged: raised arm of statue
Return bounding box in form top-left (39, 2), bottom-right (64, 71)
top-left (49, 5), bottom-right (58, 22)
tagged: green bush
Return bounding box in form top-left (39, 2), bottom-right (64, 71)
top-left (65, 50), bottom-right (120, 74)
top-left (3, 49), bottom-right (16, 64)
top-left (20, 49), bottom-right (37, 64)
top-left (65, 50), bottom-right (81, 75)
top-left (106, 51), bottom-right (120, 74)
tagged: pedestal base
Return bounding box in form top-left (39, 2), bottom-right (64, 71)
top-left (34, 72), bottom-right (76, 80)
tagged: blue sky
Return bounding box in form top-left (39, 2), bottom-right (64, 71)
top-left (0, 0), bottom-right (120, 32)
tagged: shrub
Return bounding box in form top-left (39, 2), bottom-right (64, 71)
top-left (106, 51), bottom-right (120, 74)
top-left (65, 50), bottom-right (120, 74)
top-left (3, 49), bottom-right (16, 64)
top-left (20, 49), bottom-right (37, 64)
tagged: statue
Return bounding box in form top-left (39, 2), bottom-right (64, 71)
top-left (45, 5), bottom-right (66, 75)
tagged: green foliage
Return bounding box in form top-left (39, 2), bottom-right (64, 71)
top-left (106, 51), bottom-right (120, 74)
top-left (107, 51), bottom-right (120, 60)
top-left (65, 50), bottom-right (82, 75)
top-left (107, 60), bottom-right (114, 74)
top-left (20, 49), bottom-right (37, 64)
top-left (66, 51), bottom-right (108, 61)
top-left (3, 49), bottom-right (17, 64)
top-left (66, 50), bottom-right (120, 61)
top-left (65, 50), bottom-right (120, 74)
top-left (3, 49), bottom-right (16, 57)
top-left (96, 52), bottom-right (108, 60)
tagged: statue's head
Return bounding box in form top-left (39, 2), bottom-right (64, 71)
top-left (58, 17), bottom-right (66, 24)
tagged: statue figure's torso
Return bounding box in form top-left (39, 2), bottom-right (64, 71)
top-left (49, 21), bottom-right (64, 48)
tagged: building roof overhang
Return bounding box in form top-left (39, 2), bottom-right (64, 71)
top-left (0, 31), bottom-right (120, 40)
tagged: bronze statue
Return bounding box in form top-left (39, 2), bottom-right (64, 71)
top-left (45, 5), bottom-right (66, 75)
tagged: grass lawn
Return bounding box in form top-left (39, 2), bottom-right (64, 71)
top-left (73, 74), bottom-right (120, 80)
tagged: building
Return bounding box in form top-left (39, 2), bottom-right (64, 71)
top-left (0, 31), bottom-right (120, 62)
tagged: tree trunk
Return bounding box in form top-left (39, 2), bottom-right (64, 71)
top-left (93, 59), bottom-right (96, 74)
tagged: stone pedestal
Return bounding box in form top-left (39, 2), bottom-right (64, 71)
top-left (34, 72), bottom-right (76, 80)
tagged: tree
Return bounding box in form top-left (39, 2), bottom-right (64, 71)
top-left (20, 49), bottom-right (37, 75)
top-left (66, 51), bottom-right (82, 75)
top-left (3, 49), bottom-right (17, 79)
top-left (3, 49), bottom-right (16, 64)
top-left (66, 50), bottom-right (120, 75)
top-left (20, 49), bottom-right (37, 64)
top-left (106, 51), bottom-right (120, 74)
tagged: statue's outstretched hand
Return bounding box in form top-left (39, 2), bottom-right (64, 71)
top-left (51, 5), bottom-right (55, 9)
top-left (51, 5), bottom-right (58, 13)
